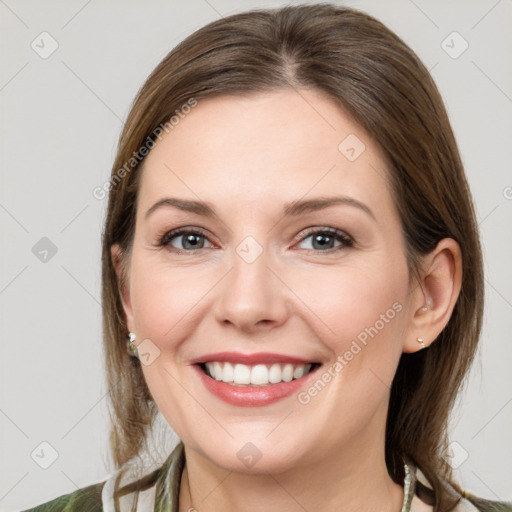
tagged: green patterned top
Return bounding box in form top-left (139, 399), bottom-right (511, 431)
top-left (20, 441), bottom-right (512, 512)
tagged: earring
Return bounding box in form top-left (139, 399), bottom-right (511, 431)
top-left (128, 332), bottom-right (137, 356)
top-left (417, 337), bottom-right (426, 349)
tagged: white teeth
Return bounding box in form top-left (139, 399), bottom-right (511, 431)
top-left (293, 365), bottom-right (305, 379)
top-left (250, 364), bottom-right (268, 385)
top-left (213, 362), bottom-right (223, 380)
top-left (282, 364), bottom-right (294, 382)
top-left (204, 362), bottom-right (314, 386)
top-left (221, 362), bottom-right (234, 383)
top-left (233, 363), bottom-right (251, 384)
top-left (268, 363), bottom-right (282, 384)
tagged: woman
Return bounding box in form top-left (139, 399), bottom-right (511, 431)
top-left (21, 3), bottom-right (511, 511)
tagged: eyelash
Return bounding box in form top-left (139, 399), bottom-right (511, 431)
top-left (157, 226), bottom-right (354, 255)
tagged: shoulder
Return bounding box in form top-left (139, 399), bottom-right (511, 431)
top-left (19, 481), bottom-right (105, 512)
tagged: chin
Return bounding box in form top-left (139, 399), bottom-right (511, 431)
top-left (187, 433), bottom-right (308, 475)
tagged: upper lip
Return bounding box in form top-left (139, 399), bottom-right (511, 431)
top-left (190, 351), bottom-right (319, 365)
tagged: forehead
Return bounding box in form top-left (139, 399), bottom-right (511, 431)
top-left (138, 89), bottom-right (395, 218)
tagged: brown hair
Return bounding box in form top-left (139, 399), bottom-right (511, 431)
top-left (101, 3), bottom-right (483, 510)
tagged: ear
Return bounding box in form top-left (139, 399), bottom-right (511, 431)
top-left (111, 244), bottom-right (136, 333)
top-left (402, 238), bottom-right (462, 353)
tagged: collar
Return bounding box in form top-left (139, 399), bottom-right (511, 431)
top-left (154, 441), bottom-right (185, 512)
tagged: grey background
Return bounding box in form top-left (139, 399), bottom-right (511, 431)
top-left (1, 0), bottom-right (511, 510)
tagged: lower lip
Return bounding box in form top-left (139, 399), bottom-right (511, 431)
top-left (193, 364), bottom-right (320, 407)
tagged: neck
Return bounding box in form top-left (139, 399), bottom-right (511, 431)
top-left (178, 422), bottom-right (404, 512)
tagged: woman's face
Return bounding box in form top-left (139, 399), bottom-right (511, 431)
top-left (116, 89), bottom-right (419, 473)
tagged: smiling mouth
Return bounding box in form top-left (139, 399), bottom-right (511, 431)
top-left (197, 361), bottom-right (321, 387)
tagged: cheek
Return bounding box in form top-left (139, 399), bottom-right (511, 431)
top-left (290, 258), bottom-right (409, 370)
top-left (129, 257), bottom-right (212, 342)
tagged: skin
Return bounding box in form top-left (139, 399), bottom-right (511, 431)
top-left (112, 88), bottom-right (461, 512)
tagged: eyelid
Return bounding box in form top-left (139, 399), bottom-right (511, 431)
top-left (157, 225), bottom-right (354, 253)
top-left (293, 226), bottom-right (352, 242)
top-left (159, 227), bottom-right (214, 249)
top-left (292, 226), bottom-right (354, 251)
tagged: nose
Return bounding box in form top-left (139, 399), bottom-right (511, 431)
top-left (212, 242), bottom-right (290, 334)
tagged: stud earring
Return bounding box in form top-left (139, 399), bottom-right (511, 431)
top-left (128, 332), bottom-right (137, 356)
top-left (417, 337), bottom-right (426, 349)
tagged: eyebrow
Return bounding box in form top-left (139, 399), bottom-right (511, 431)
top-left (144, 196), bottom-right (376, 222)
